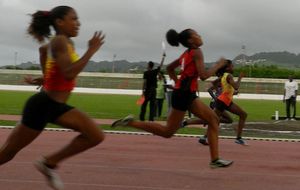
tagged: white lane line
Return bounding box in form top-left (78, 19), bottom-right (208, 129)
top-left (0, 126), bottom-right (299, 142)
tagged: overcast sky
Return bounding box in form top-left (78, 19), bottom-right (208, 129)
top-left (0, 0), bottom-right (299, 67)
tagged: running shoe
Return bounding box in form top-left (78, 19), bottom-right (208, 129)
top-left (111, 115), bottom-right (134, 128)
top-left (34, 158), bottom-right (64, 190)
top-left (210, 158), bottom-right (233, 169)
top-left (235, 138), bottom-right (248, 145)
top-left (181, 119), bottom-right (188, 128)
top-left (198, 136), bottom-right (209, 145)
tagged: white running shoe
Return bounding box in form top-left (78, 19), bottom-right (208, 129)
top-left (210, 158), bottom-right (233, 169)
top-left (235, 138), bottom-right (248, 146)
top-left (34, 158), bottom-right (64, 190)
top-left (111, 115), bottom-right (134, 128)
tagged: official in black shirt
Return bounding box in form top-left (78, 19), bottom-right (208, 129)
top-left (140, 53), bottom-right (166, 121)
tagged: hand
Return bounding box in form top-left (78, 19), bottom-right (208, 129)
top-left (24, 75), bottom-right (33, 84)
top-left (217, 57), bottom-right (227, 68)
top-left (24, 75), bottom-right (43, 85)
top-left (88, 31), bottom-right (105, 54)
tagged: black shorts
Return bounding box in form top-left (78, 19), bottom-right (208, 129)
top-left (215, 99), bottom-right (232, 112)
top-left (21, 91), bottom-right (74, 131)
top-left (171, 90), bottom-right (198, 111)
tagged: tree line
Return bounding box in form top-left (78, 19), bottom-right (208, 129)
top-left (233, 65), bottom-right (300, 79)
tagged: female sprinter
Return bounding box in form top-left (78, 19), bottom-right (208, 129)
top-left (112, 29), bottom-right (233, 168)
top-left (0, 6), bottom-right (105, 190)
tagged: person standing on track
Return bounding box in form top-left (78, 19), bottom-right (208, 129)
top-left (283, 75), bottom-right (298, 120)
top-left (0, 6), bottom-right (105, 190)
top-left (112, 28), bottom-right (233, 168)
top-left (155, 71), bottom-right (167, 118)
top-left (140, 53), bottom-right (166, 121)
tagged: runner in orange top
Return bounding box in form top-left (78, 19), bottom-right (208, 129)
top-left (0, 6), bottom-right (105, 190)
top-left (214, 59), bottom-right (248, 145)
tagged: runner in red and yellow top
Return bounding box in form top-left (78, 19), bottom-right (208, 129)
top-left (0, 6), bottom-right (105, 190)
top-left (112, 28), bottom-right (233, 168)
top-left (43, 42), bottom-right (80, 91)
top-left (215, 60), bottom-right (248, 145)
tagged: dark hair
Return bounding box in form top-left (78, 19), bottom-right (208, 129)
top-left (166, 29), bottom-right (192, 48)
top-left (27, 6), bottom-right (73, 43)
top-left (216, 59), bottom-right (232, 77)
top-left (148, 61), bottom-right (154, 68)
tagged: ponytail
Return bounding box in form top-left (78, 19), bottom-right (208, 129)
top-left (166, 29), bottom-right (192, 48)
top-left (27, 11), bottom-right (52, 43)
top-left (27, 6), bottom-right (73, 43)
top-left (166, 29), bottom-right (180, 47)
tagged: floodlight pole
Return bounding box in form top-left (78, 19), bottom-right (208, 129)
top-left (112, 54), bottom-right (117, 73)
top-left (14, 51), bottom-right (18, 69)
top-left (241, 45), bottom-right (251, 77)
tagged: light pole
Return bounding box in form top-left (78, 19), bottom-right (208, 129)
top-left (112, 54), bottom-right (116, 73)
top-left (241, 45), bottom-right (246, 66)
top-left (14, 51), bottom-right (18, 69)
top-left (241, 45), bottom-right (251, 77)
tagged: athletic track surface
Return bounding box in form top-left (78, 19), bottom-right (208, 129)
top-left (0, 123), bottom-right (300, 189)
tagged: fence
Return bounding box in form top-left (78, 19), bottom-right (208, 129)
top-left (0, 69), bottom-right (298, 95)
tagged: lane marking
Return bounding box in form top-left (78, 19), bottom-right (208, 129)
top-left (0, 126), bottom-right (299, 142)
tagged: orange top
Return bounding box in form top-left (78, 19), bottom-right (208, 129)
top-left (43, 43), bottom-right (80, 91)
top-left (217, 73), bottom-right (234, 106)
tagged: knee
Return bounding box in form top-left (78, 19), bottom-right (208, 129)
top-left (240, 111), bottom-right (248, 119)
top-left (0, 150), bottom-right (17, 164)
top-left (207, 113), bottom-right (220, 125)
top-left (88, 130), bottom-right (105, 147)
top-left (162, 130), bottom-right (175, 138)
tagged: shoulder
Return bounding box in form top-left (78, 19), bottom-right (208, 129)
top-left (50, 35), bottom-right (69, 51)
top-left (39, 44), bottom-right (48, 54)
top-left (224, 73), bottom-right (233, 80)
top-left (191, 48), bottom-right (203, 56)
top-left (191, 48), bottom-right (203, 61)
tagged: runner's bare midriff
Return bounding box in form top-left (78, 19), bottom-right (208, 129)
top-left (44, 90), bottom-right (72, 103)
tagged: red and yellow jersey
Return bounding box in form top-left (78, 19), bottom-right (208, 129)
top-left (217, 72), bottom-right (235, 106)
top-left (43, 43), bottom-right (80, 91)
top-left (174, 49), bottom-right (199, 92)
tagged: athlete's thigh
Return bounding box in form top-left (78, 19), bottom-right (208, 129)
top-left (4, 123), bottom-right (42, 152)
top-left (221, 111), bottom-right (232, 121)
top-left (228, 103), bottom-right (245, 116)
top-left (54, 108), bottom-right (102, 136)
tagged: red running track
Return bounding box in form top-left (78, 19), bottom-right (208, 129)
top-left (0, 128), bottom-right (299, 190)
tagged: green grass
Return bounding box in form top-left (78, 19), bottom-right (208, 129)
top-left (0, 91), bottom-right (292, 121)
top-left (0, 90), bottom-right (296, 121)
top-left (0, 90), bottom-right (299, 139)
